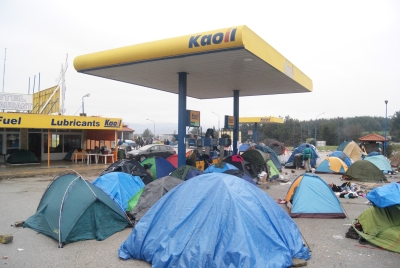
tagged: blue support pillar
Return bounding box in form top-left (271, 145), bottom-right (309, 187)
top-left (254, 123), bottom-right (258, 143)
top-left (178, 72), bottom-right (187, 167)
top-left (233, 90), bottom-right (239, 154)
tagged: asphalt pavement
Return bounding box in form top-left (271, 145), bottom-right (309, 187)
top-left (0, 156), bottom-right (399, 267)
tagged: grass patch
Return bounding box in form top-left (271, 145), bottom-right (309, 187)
top-left (316, 146), bottom-right (337, 152)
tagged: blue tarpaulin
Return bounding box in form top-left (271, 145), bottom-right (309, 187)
top-left (118, 173), bottom-right (310, 267)
top-left (367, 183), bottom-right (400, 208)
top-left (92, 172), bottom-right (145, 212)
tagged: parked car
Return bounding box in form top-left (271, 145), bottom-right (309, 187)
top-left (126, 144), bottom-right (176, 162)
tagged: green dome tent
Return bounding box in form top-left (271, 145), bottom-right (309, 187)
top-left (23, 172), bottom-right (129, 247)
top-left (267, 159), bottom-right (280, 181)
top-left (6, 149), bottom-right (39, 164)
top-left (344, 160), bottom-right (387, 182)
top-left (352, 205), bottom-right (400, 253)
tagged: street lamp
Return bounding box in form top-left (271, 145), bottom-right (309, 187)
top-left (146, 119), bottom-right (155, 139)
top-left (82, 93), bottom-right (90, 114)
top-left (212, 111), bottom-right (220, 130)
top-left (384, 100), bottom-right (388, 156)
top-left (314, 112), bottom-right (325, 146)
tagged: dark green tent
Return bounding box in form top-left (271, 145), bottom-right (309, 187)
top-left (344, 160), bottom-right (387, 182)
top-left (353, 205), bottom-right (400, 253)
top-left (6, 149), bottom-right (39, 164)
top-left (242, 149), bottom-right (268, 166)
top-left (23, 173), bottom-right (129, 247)
top-left (170, 165), bottom-right (203, 180)
top-left (241, 149), bottom-right (268, 174)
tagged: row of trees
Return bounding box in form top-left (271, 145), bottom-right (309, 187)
top-left (240, 111), bottom-right (400, 147)
top-left (137, 111), bottom-right (400, 149)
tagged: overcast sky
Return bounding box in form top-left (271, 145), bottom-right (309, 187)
top-left (1, 0), bottom-right (399, 134)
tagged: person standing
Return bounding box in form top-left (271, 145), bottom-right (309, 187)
top-left (302, 144), bottom-right (313, 173)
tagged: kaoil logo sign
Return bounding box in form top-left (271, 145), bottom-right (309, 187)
top-left (104, 119), bottom-right (122, 128)
top-left (189, 28), bottom-right (237, 48)
top-left (186, 110), bottom-right (200, 127)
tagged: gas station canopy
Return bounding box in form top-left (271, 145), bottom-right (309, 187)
top-left (74, 25), bottom-right (312, 99)
top-left (74, 25), bottom-right (312, 167)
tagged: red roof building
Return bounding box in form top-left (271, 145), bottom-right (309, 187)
top-left (358, 133), bottom-right (387, 154)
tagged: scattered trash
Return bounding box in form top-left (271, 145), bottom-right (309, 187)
top-left (13, 221), bottom-right (24, 227)
top-left (0, 234), bottom-right (13, 244)
top-left (1, 256), bottom-right (8, 259)
top-left (276, 199), bottom-right (286, 204)
top-left (17, 248), bottom-right (24, 251)
top-left (333, 235), bottom-right (344, 239)
top-left (291, 258), bottom-right (307, 267)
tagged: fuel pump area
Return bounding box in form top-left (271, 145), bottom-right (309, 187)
top-left (183, 111), bottom-right (238, 169)
top-left (239, 116), bottom-right (284, 143)
top-left (74, 25), bottom-right (312, 167)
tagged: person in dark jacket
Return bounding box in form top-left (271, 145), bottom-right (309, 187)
top-left (302, 144), bottom-right (313, 173)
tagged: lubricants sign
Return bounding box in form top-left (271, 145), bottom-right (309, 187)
top-left (0, 113), bottom-right (123, 130)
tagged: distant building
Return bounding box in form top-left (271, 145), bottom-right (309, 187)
top-left (117, 124), bottom-right (135, 141)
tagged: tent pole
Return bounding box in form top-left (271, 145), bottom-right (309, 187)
top-left (48, 129), bottom-right (50, 167)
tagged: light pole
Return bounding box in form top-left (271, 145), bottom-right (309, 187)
top-left (82, 93), bottom-right (90, 114)
top-left (212, 111), bottom-right (220, 130)
top-left (314, 112), bottom-right (325, 146)
top-left (384, 100), bottom-right (388, 156)
top-left (146, 119), bottom-right (155, 139)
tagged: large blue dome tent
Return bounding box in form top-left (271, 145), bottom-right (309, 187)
top-left (118, 173), bottom-right (310, 267)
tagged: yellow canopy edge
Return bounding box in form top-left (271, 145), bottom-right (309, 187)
top-left (241, 26), bottom-right (313, 92)
top-left (73, 26), bottom-right (246, 71)
top-left (239, 117), bottom-right (284, 124)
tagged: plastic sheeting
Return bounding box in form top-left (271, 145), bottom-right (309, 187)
top-left (366, 183), bottom-right (400, 208)
top-left (118, 173), bottom-right (310, 267)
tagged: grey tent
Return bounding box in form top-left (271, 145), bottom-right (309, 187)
top-left (100, 159), bottom-right (153, 185)
top-left (128, 176), bottom-right (183, 225)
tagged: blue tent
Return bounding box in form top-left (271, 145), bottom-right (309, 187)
top-left (329, 151), bottom-right (352, 167)
top-left (254, 144), bottom-right (282, 171)
top-left (118, 173), bottom-right (310, 267)
top-left (204, 162), bottom-right (238, 173)
top-left (92, 172), bottom-right (145, 212)
top-left (366, 183), bottom-right (400, 208)
top-left (140, 157), bottom-right (176, 180)
top-left (367, 151), bottom-right (381, 157)
top-left (315, 157), bottom-right (348, 174)
top-left (285, 173), bottom-right (346, 218)
top-left (364, 154), bottom-right (393, 174)
top-left (285, 143), bottom-right (319, 168)
top-left (337, 141), bottom-right (351, 151)
top-left (222, 169), bottom-right (256, 185)
top-left (238, 143), bottom-right (250, 152)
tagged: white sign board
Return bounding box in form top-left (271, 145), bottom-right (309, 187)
top-left (0, 93), bottom-right (33, 111)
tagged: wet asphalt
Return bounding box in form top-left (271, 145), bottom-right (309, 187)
top-left (0, 156), bottom-right (399, 267)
